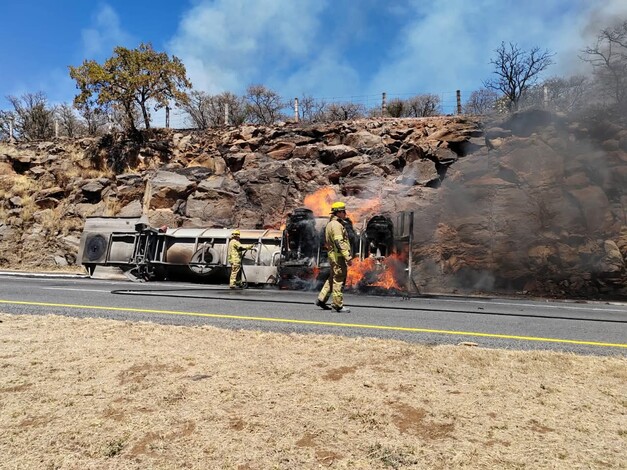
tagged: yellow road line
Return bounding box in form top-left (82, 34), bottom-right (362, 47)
top-left (1, 299), bottom-right (626, 349)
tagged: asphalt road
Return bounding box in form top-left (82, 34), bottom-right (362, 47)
top-left (0, 272), bottom-right (626, 356)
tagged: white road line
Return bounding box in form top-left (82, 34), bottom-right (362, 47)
top-left (42, 287), bottom-right (112, 293)
top-left (438, 298), bottom-right (627, 313)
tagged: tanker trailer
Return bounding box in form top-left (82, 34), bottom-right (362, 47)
top-left (79, 216), bottom-right (282, 285)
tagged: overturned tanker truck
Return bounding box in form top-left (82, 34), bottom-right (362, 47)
top-left (78, 208), bottom-right (414, 290)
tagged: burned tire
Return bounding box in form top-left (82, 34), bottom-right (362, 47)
top-left (85, 235), bottom-right (107, 262)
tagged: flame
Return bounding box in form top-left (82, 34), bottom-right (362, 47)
top-left (346, 253), bottom-right (407, 291)
top-left (346, 257), bottom-right (378, 287)
top-left (312, 265), bottom-right (320, 280)
top-left (303, 187), bottom-right (382, 225)
top-left (304, 187), bottom-right (336, 216)
top-left (347, 198), bottom-right (381, 226)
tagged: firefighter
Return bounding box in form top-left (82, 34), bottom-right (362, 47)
top-left (228, 230), bottom-right (255, 288)
top-left (316, 201), bottom-right (353, 312)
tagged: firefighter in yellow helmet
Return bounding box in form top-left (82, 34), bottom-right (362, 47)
top-left (316, 201), bottom-right (353, 312)
top-left (228, 229), bottom-right (255, 288)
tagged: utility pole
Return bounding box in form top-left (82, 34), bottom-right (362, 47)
top-left (381, 92), bottom-right (387, 117)
top-left (456, 90), bottom-right (462, 114)
top-left (9, 117), bottom-right (15, 143)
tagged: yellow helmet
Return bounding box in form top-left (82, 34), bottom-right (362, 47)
top-left (330, 201), bottom-right (346, 213)
top-left (232, 229), bottom-right (240, 236)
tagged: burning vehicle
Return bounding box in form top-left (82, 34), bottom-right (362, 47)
top-left (79, 210), bottom-right (414, 292)
top-left (79, 192), bottom-right (415, 293)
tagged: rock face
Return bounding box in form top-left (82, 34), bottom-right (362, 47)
top-left (415, 111), bottom-right (627, 297)
top-left (0, 111), bottom-right (626, 299)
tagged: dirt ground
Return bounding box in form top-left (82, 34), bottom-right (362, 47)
top-left (0, 313), bottom-right (625, 470)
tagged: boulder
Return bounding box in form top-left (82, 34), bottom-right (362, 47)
top-left (81, 179), bottom-right (109, 201)
top-left (343, 130), bottom-right (383, 149)
top-left (146, 170), bottom-right (196, 210)
top-left (597, 240), bottom-right (625, 277)
top-left (292, 144), bottom-right (320, 160)
top-left (396, 160), bottom-right (439, 186)
top-left (223, 152), bottom-right (249, 173)
top-left (343, 164), bottom-right (385, 197)
top-left (265, 142), bottom-right (296, 160)
top-left (118, 200), bottom-right (143, 217)
top-left (568, 186), bottom-right (612, 234)
top-left (185, 189), bottom-right (239, 227)
top-left (498, 139), bottom-right (565, 187)
top-left (318, 145), bottom-right (358, 164)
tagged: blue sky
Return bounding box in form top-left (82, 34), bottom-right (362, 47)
top-left (1, 0), bottom-right (626, 119)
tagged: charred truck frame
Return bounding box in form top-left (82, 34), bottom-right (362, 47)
top-left (79, 209), bottom-right (415, 291)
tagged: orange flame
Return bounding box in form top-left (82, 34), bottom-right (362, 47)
top-left (303, 187), bottom-right (382, 225)
top-left (346, 253), bottom-right (407, 291)
top-left (304, 187), bottom-right (336, 216)
top-left (347, 198), bottom-right (382, 226)
top-left (312, 265), bottom-right (320, 280)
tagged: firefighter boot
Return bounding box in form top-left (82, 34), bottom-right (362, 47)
top-left (315, 299), bottom-right (332, 310)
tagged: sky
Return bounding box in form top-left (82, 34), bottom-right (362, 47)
top-left (1, 0), bottom-right (626, 123)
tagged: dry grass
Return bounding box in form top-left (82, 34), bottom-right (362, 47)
top-left (0, 175), bottom-right (40, 200)
top-left (34, 204), bottom-right (85, 236)
top-left (0, 313), bottom-right (625, 470)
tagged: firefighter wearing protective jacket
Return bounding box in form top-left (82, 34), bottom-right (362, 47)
top-left (228, 230), bottom-right (254, 288)
top-left (316, 202), bottom-right (352, 312)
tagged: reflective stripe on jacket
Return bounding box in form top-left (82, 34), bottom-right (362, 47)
top-left (325, 215), bottom-right (351, 261)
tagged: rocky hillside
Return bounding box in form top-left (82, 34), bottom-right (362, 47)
top-left (0, 110), bottom-right (626, 298)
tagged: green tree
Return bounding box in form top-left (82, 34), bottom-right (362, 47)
top-left (69, 43), bottom-right (191, 131)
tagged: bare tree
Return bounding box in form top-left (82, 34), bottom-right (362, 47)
top-left (519, 76), bottom-right (591, 113)
top-left (385, 98), bottom-right (405, 118)
top-left (77, 104), bottom-right (108, 136)
top-left (485, 42), bottom-right (554, 111)
top-left (244, 85), bottom-right (285, 125)
top-left (211, 92), bottom-right (247, 126)
top-left (179, 90), bottom-right (212, 129)
top-left (179, 90), bottom-right (247, 128)
top-left (322, 102), bottom-right (366, 122)
top-left (298, 95), bottom-right (328, 123)
top-left (5, 92), bottom-right (55, 141)
top-left (382, 94), bottom-right (441, 118)
top-left (464, 88), bottom-right (499, 115)
top-left (55, 103), bottom-right (84, 138)
top-left (405, 94), bottom-right (441, 117)
top-left (581, 20), bottom-right (627, 106)
top-left (544, 76), bottom-right (591, 113)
